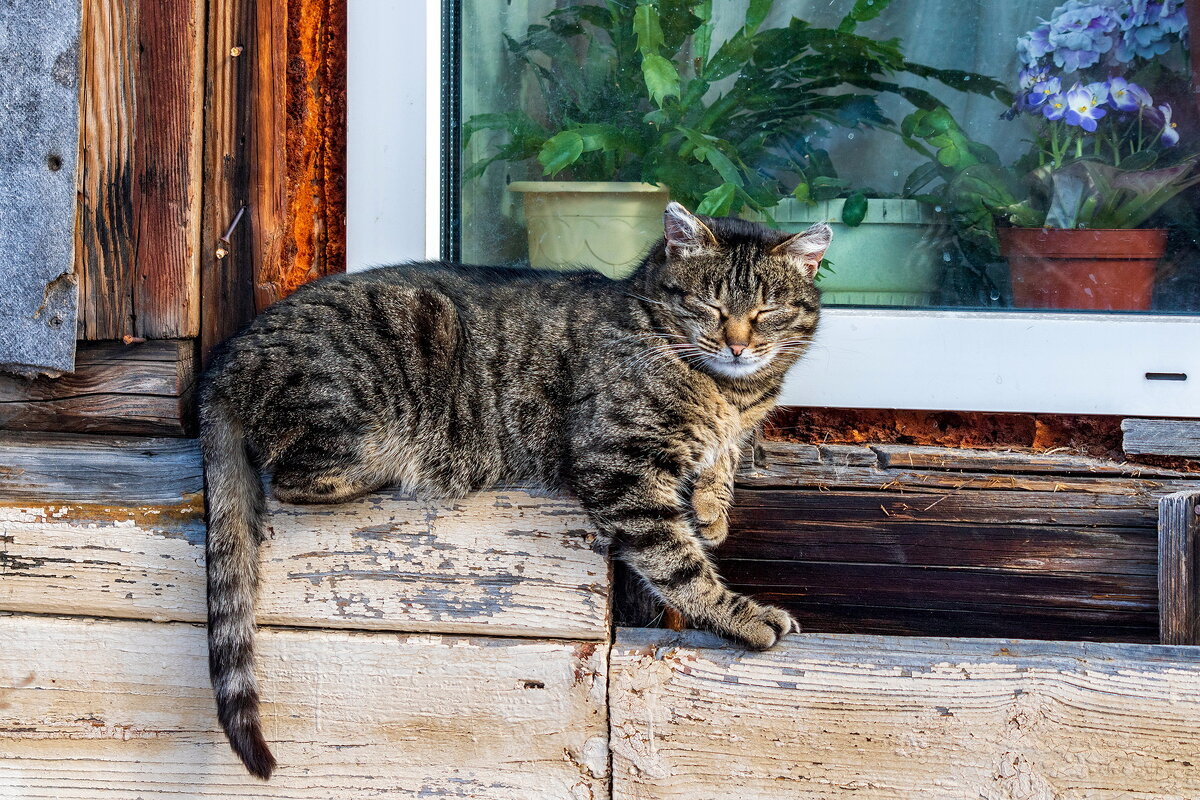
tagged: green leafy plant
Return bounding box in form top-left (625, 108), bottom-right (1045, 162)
top-left (464, 0), bottom-right (1009, 218)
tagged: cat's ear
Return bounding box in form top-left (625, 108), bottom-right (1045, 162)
top-left (772, 222), bottom-right (832, 280)
top-left (663, 201), bottom-right (717, 259)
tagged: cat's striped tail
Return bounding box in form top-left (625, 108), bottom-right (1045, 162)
top-left (199, 397), bottom-right (276, 780)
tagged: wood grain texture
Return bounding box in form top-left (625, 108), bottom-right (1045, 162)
top-left (723, 440), bottom-right (1199, 642)
top-left (77, 0), bottom-right (135, 340)
top-left (77, 0), bottom-right (205, 340)
top-left (201, 0), bottom-right (346, 361)
top-left (1123, 418), bottom-right (1200, 458)
top-left (0, 340), bottom-right (193, 435)
top-left (0, 434), bottom-right (610, 640)
top-left (1159, 490), bottom-right (1200, 644)
top-left (0, 614), bottom-right (609, 799)
top-left (200, 0), bottom-right (257, 360)
top-left (611, 627), bottom-right (1200, 800)
top-left (132, 0), bottom-right (205, 338)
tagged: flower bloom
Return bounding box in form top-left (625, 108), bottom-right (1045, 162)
top-left (1018, 25), bottom-right (1054, 67)
top-left (1105, 76), bottom-right (1146, 111)
top-left (1047, 1), bottom-right (1119, 72)
top-left (1064, 82), bottom-right (1108, 131)
top-left (1043, 93), bottom-right (1069, 121)
top-left (1027, 75), bottom-right (1063, 107)
top-left (1156, 103), bottom-right (1180, 145)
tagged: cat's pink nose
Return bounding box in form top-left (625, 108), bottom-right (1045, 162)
top-left (729, 344), bottom-right (746, 357)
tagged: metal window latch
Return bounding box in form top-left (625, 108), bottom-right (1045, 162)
top-left (215, 205), bottom-right (247, 259)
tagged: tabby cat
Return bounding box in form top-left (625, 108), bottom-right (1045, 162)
top-left (199, 202), bottom-right (830, 778)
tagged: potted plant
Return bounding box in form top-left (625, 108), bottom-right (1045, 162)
top-left (907, 0), bottom-right (1197, 311)
top-left (466, 0), bottom-right (1008, 278)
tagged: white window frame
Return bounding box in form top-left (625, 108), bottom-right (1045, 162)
top-left (347, 1), bottom-right (1200, 418)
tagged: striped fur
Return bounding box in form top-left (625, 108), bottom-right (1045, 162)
top-left (198, 203), bottom-right (829, 778)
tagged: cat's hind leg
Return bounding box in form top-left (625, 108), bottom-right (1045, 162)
top-left (268, 427), bottom-right (388, 505)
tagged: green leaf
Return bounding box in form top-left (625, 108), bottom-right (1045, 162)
top-left (842, 192), bottom-right (868, 227)
top-left (538, 131), bottom-right (585, 175)
top-left (903, 162), bottom-right (941, 196)
top-left (838, 0), bottom-right (894, 32)
top-left (641, 53), bottom-right (681, 106)
top-left (692, 0), bottom-right (714, 69)
top-left (791, 182), bottom-right (811, 203)
top-left (695, 182), bottom-right (738, 216)
top-left (702, 30), bottom-right (753, 81)
top-left (633, 3), bottom-right (665, 54)
top-left (745, 0), bottom-right (772, 33)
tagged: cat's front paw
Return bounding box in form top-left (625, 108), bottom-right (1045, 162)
top-left (719, 599), bottom-right (799, 651)
top-left (696, 515), bottom-right (729, 547)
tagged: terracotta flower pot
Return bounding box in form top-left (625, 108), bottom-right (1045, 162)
top-left (999, 228), bottom-right (1165, 311)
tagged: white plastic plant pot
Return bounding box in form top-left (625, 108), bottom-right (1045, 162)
top-left (508, 181), bottom-right (669, 279)
top-left (773, 198), bottom-right (941, 307)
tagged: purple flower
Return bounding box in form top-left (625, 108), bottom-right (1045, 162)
top-left (1043, 93), bottom-right (1069, 121)
top-left (1019, 66), bottom-right (1050, 90)
top-left (1106, 76), bottom-right (1146, 111)
top-left (1026, 75), bottom-right (1063, 108)
top-left (1114, 0), bottom-right (1188, 61)
top-left (1017, 25), bottom-right (1054, 68)
top-left (1047, 2), bottom-right (1119, 71)
top-left (1157, 103), bottom-right (1180, 146)
top-left (1064, 82), bottom-right (1108, 131)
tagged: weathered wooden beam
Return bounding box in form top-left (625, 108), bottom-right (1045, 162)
top-left (77, 0), bottom-right (205, 341)
top-left (0, 340), bottom-right (194, 436)
top-left (741, 442), bottom-right (1195, 497)
top-left (1123, 418), bottom-right (1200, 458)
top-left (200, 0), bottom-right (347, 362)
top-left (200, 0), bottom-right (257, 361)
top-left (132, 0), bottom-right (206, 338)
top-left (1160, 490), bottom-right (1200, 644)
top-left (0, 433), bottom-right (610, 640)
top-left (611, 627), bottom-right (1200, 799)
top-left (0, 614), bottom-right (609, 798)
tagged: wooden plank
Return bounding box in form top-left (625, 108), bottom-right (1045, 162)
top-left (719, 560), bottom-right (1155, 615)
top-left (1159, 490), bottom-right (1200, 644)
top-left (774, 602), bottom-right (1157, 642)
top-left (721, 516), bottom-right (1158, 575)
top-left (0, 434), bottom-right (610, 640)
top-left (249, 0), bottom-right (288, 313)
top-left (733, 487), bottom-right (1160, 527)
top-left (0, 0), bottom-right (81, 376)
top-left (873, 442), bottom-right (1187, 477)
top-left (132, 0), bottom-right (205, 338)
top-left (200, 0), bottom-right (257, 361)
top-left (274, 0), bottom-right (347, 299)
top-left (0, 340), bottom-right (193, 436)
top-left (740, 458), bottom-right (1197, 496)
top-left (611, 627), bottom-right (1200, 799)
top-left (1124, 418), bottom-right (1200, 458)
top-left (78, 0), bottom-right (205, 340)
top-left (0, 614), bottom-right (609, 798)
top-left (0, 432), bottom-right (202, 504)
top-left (76, 0), bottom-right (136, 340)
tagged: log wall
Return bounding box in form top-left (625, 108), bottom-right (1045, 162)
top-left (721, 441), bottom-right (1200, 642)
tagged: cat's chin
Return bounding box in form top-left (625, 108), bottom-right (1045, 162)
top-left (704, 357), bottom-right (772, 380)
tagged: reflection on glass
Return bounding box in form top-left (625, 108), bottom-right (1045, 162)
top-left (459, 1), bottom-right (1199, 314)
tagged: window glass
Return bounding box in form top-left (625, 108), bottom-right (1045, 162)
top-left (459, 0), bottom-right (1199, 314)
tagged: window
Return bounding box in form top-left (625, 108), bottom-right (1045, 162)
top-left (348, 0), bottom-right (1200, 416)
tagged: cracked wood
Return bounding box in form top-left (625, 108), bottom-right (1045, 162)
top-left (0, 614), bottom-right (609, 799)
top-left (610, 627), bottom-right (1200, 800)
top-left (0, 433), bottom-right (610, 640)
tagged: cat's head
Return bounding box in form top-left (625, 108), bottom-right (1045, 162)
top-left (633, 202), bottom-right (830, 381)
